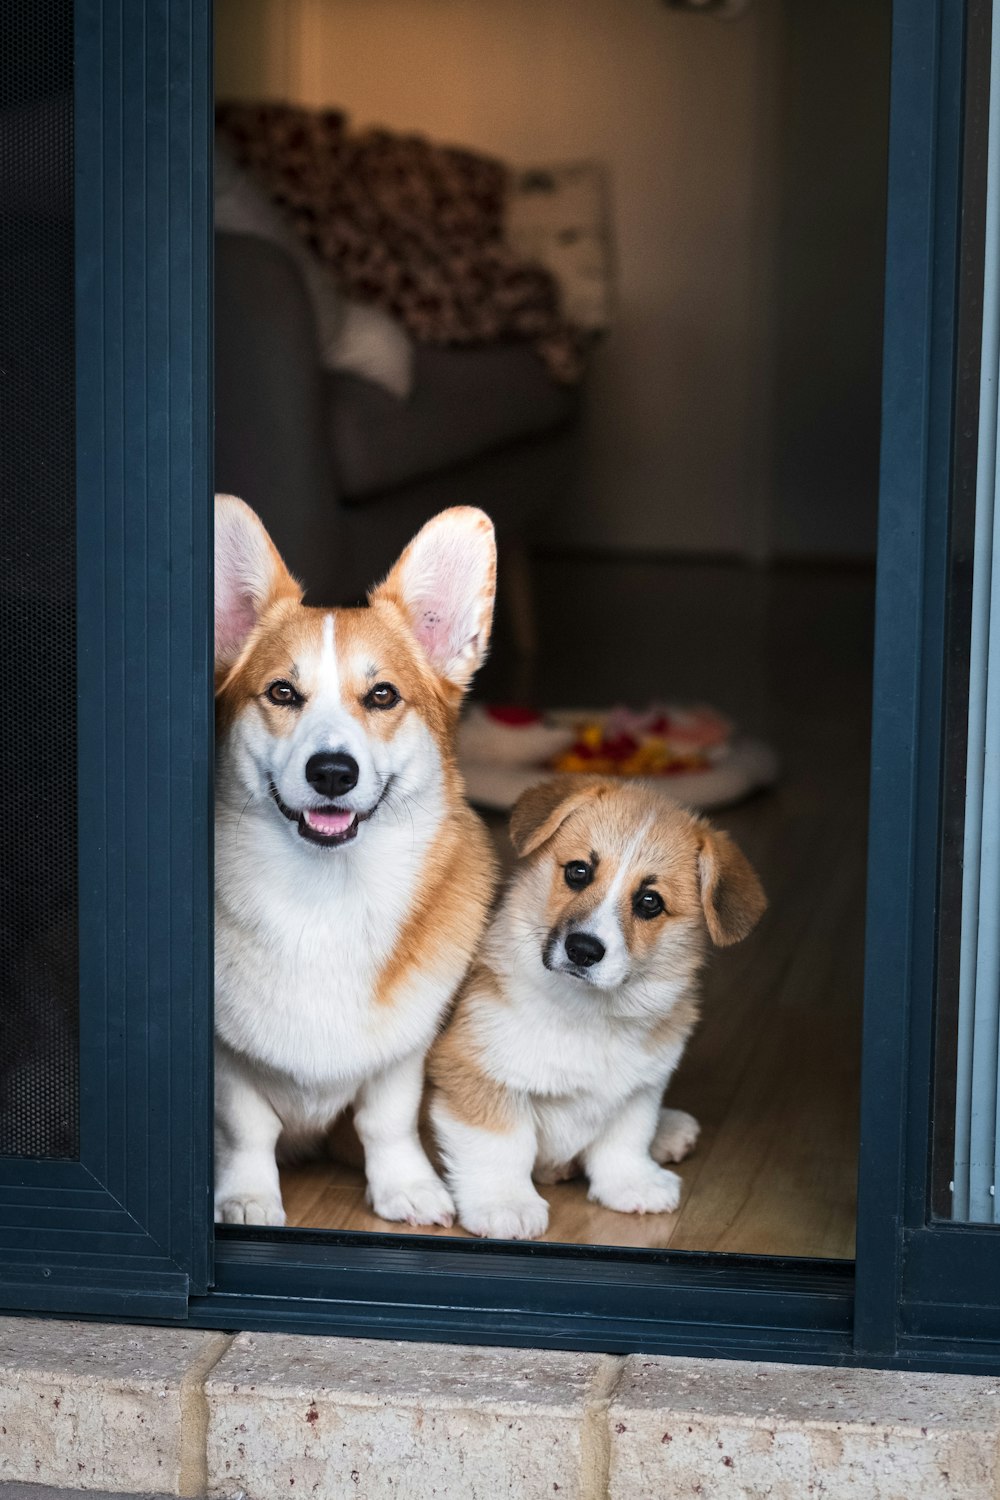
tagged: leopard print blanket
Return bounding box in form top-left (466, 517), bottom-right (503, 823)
top-left (215, 103), bottom-right (587, 384)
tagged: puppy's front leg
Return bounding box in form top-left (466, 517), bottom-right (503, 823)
top-left (431, 1095), bottom-right (548, 1240)
top-left (355, 1050), bottom-right (455, 1227)
top-left (585, 1086), bottom-right (684, 1216)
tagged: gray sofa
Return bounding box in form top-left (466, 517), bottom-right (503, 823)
top-left (214, 231), bottom-right (581, 625)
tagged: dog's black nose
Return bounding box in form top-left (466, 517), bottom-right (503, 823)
top-left (305, 752), bottom-right (359, 799)
top-left (564, 931), bottom-right (605, 968)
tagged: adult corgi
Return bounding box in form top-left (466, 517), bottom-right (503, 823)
top-left (213, 496), bottom-right (497, 1227)
top-left (429, 778), bottom-right (766, 1239)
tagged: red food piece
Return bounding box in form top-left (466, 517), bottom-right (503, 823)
top-left (603, 733), bottom-right (639, 760)
top-left (486, 704), bottom-right (543, 726)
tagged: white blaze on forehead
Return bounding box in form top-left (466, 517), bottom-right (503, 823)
top-left (317, 612), bottom-right (341, 705)
top-left (588, 815), bottom-right (656, 950)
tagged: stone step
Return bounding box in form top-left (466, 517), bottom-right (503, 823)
top-left (1, 1318), bottom-right (998, 1499)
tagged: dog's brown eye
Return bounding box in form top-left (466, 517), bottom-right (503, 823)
top-left (364, 681), bottom-right (401, 711)
top-left (634, 889), bottom-right (665, 920)
top-left (266, 680), bottom-right (302, 707)
top-left (564, 861), bottom-right (592, 890)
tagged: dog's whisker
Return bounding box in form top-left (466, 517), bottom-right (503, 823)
top-left (234, 791), bottom-right (257, 848)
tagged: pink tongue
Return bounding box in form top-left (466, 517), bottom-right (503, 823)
top-left (303, 808), bottom-right (355, 835)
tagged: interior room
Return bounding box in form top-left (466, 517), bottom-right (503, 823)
top-left (212, 0), bottom-right (890, 1258)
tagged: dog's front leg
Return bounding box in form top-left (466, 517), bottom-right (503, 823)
top-left (431, 1096), bottom-right (549, 1241)
top-left (584, 1086), bottom-right (684, 1216)
top-left (354, 1050), bottom-right (455, 1227)
top-left (214, 1048), bottom-right (286, 1225)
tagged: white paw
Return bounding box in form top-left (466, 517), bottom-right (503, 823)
top-left (368, 1174), bottom-right (456, 1227)
top-left (460, 1194), bottom-right (550, 1241)
top-left (652, 1108), bottom-right (701, 1164)
top-left (216, 1192), bottom-right (286, 1226)
top-left (590, 1165), bottom-right (683, 1216)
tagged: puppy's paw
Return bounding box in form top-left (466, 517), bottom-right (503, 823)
top-left (215, 1192), bottom-right (286, 1226)
top-left (368, 1175), bottom-right (456, 1227)
top-left (651, 1108), bottom-right (700, 1164)
top-left (460, 1193), bottom-right (550, 1241)
top-left (590, 1165), bottom-right (683, 1216)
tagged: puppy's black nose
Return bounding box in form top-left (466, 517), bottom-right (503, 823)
top-left (564, 931), bottom-right (605, 968)
top-left (305, 752), bottom-right (359, 799)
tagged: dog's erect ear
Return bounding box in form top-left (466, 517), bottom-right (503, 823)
top-left (370, 507), bottom-right (496, 690)
top-left (697, 826), bottom-right (767, 946)
top-left (510, 778), bottom-right (609, 859)
top-left (215, 494), bottom-right (301, 676)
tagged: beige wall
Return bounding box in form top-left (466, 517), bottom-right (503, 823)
top-left (216, 0), bottom-right (886, 559)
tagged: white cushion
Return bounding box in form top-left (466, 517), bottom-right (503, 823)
top-left (214, 140), bottom-right (413, 398)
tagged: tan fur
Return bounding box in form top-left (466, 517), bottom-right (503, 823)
top-left (334, 603), bottom-right (458, 752)
top-left (427, 966), bottom-right (518, 1133)
top-left (217, 598), bottom-right (318, 736)
top-left (508, 776), bottom-right (609, 857)
top-left (697, 825), bottom-right (769, 945)
top-left (643, 993), bottom-right (701, 1054)
top-left (375, 808), bottom-right (497, 1007)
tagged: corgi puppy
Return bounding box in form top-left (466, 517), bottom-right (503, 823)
top-left (213, 496), bottom-right (497, 1228)
top-left (428, 778), bottom-right (766, 1239)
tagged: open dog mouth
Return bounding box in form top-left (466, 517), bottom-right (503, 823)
top-left (268, 780), bottom-right (390, 848)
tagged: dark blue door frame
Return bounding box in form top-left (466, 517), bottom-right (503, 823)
top-left (852, 0), bottom-right (968, 1357)
top-left (855, 0), bottom-right (1000, 1369)
top-left (4, 0), bottom-right (1000, 1370)
top-left (0, 0), bottom-right (214, 1318)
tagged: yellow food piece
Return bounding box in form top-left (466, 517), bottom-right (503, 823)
top-left (550, 743), bottom-right (710, 778)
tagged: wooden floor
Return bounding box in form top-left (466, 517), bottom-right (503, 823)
top-left (279, 556), bottom-right (873, 1259)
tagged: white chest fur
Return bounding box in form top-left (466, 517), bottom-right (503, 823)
top-left (473, 978), bottom-right (688, 1166)
top-left (214, 783), bottom-right (452, 1114)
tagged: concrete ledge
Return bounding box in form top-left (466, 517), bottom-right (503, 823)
top-left (206, 1333), bottom-right (618, 1499)
top-left (2, 1320), bottom-right (1000, 1500)
top-left (608, 1355), bottom-right (1000, 1500)
top-left (0, 1321), bottom-right (231, 1496)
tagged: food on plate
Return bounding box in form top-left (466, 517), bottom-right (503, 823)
top-left (459, 702), bottom-right (733, 778)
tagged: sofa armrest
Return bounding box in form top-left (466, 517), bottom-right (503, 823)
top-left (214, 231), bottom-right (350, 599)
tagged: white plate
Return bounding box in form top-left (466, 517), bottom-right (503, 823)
top-left (460, 735), bottom-right (780, 813)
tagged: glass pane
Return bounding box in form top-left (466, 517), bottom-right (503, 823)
top-left (0, 0), bottom-right (78, 1158)
top-left (213, 4), bottom-right (887, 1258)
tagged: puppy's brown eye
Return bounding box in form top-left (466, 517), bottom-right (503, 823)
top-left (634, 889), bottom-right (665, 920)
top-left (564, 861), bottom-right (592, 890)
top-left (266, 680), bottom-right (302, 708)
top-left (364, 681), bottom-right (401, 711)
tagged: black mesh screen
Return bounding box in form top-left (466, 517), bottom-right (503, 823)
top-left (0, 0), bottom-right (79, 1158)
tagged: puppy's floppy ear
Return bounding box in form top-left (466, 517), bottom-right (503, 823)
top-left (697, 826), bottom-right (767, 946)
top-left (370, 507), bottom-right (496, 691)
top-left (215, 494), bottom-right (301, 679)
top-left (510, 778), bottom-right (609, 858)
